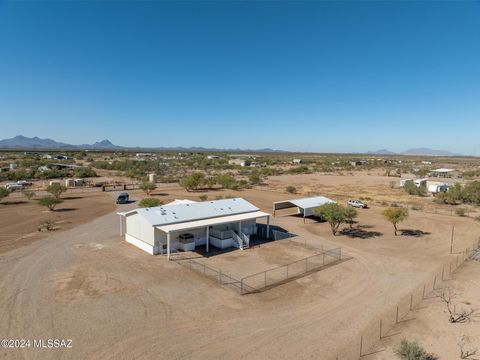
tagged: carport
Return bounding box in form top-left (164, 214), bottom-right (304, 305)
top-left (273, 196), bottom-right (336, 222)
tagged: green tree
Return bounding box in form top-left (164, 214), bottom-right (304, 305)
top-left (249, 171), bottom-right (261, 185)
top-left (314, 203), bottom-right (347, 236)
top-left (383, 207), bottom-right (409, 235)
top-left (216, 174), bottom-right (237, 189)
top-left (179, 172), bottom-right (206, 191)
top-left (139, 182), bottom-right (156, 195)
top-left (46, 183), bottom-right (68, 199)
top-left (344, 207), bottom-right (358, 228)
top-left (138, 197), bottom-right (163, 208)
top-left (38, 196), bottom-right (63, 211)
top-left (393, 339), bottom-right (435, 360)
top-left (0, 188), bottom-right (10, 203)
top-left (22, 190), bottom-right (36, 200)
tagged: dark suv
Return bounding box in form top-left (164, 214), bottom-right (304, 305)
top-left (116, 193), bottom-right (129, 204)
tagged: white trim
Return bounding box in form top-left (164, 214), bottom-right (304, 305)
top-left (125, 234), bottom-right (157, 255)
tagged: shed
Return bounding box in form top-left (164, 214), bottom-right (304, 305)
top-left (273, 196), bottom-right (336, 219)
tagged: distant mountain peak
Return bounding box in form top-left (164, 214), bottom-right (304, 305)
top-left (367, 149), bottom-right (396, 155)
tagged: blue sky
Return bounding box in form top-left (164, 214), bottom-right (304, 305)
top-left (0, 1), bottom-right (480, 154)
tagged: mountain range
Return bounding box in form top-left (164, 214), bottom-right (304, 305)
top-left (0, 135), bottom-right (281, 153)
top-left (0, 135), bottom-right (464, 156)
top-left (368, 147), bottom-right (462, 156)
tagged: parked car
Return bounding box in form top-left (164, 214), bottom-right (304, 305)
top-left (347, 199), bottom-right (368, 208)
top-left (116, 193), bottom-right (129, 204)
top-left (5, 183), bottom-right (24, 191)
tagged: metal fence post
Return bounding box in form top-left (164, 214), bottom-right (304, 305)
top-left (240, 279), bottom-right (244, 295)
top-left (396, 305), bottom-right (399, 323)
top-left (433, 275), bottom-right (436, 290)
top-left (379, 319), bottom-right (382, 339)
top-left (410, 294), bottom-right (413, 310)
top-left (359, 335), bottom-right (363, 357)
top-left (264, 271), bottom-right (267, 288)
top-left (422, 284), bottom-right (426, 299)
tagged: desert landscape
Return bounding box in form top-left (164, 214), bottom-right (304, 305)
top-left (1, 151), bottom-right (479, 359)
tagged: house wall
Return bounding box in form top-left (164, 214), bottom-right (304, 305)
top-left (126, 213), bottom-right (155, 246)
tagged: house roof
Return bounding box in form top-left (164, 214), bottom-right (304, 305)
top-left (157, 211), bottom-right (270, 233)
top-left (119, 197), bottom-right (262, 226)
top-left (431, 168), bottom-right (456, 173)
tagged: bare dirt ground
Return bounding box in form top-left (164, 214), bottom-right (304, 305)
top-left (0, 192), bottom-right (115, 254)
top-left (1, 173), bottom-right (479, 360)
top-left (364, 260), bottom-right (480, 360)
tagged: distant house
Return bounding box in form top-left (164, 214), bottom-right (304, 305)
top-left (421, 161), bottom-right (432, 165)
top-left (292, 159), bottom-right (302, 164)
top-left (207, 155), bottom-right (220, 160)
top-left (427, 183), bottom-right (449, 194)
top-left (429, 168), bottom-right (459, 178)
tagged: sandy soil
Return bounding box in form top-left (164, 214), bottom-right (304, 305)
top-left (1, 173), bottom-right (479, 360)
top-left (364, 260), bottom-right (480, 360)
top-left (0, 192), bottom-right (115, 254)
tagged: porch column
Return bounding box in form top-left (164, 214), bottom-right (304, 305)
top-left (167, 231), bottom-right (171, 260)
top-left (119, 216), bottom-right (124, 237)
top-left (266, 215), bottom-right (270, 239)
top-left (238, 221), bottom-right (242, 234)
top-left (206, 227), bottom-right (209, 253)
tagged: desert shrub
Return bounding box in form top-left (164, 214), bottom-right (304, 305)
top-left (138, 197), bottom-right (163, 208)
top-left (411, 205), bottom-right (423, 211)
top-left (22, 190), bottom-right (36, 200)
top-left (390, 181), bottom-right (396, 189)
top-left (391, 202), bottom-right (400, 207)
top-left (46, 184), bottom-right (67, 199)
top-left (38, 196), bottom-right (63, 211)
top-left (0, 188), bottom-right (10, 203)
top-left (475, 215), bottom-right (480, 222)
top-left (74, 167), bottom-right (97, 178)
top-left (403, 180), bottom-right (427, 197)
top-left (286, 186), bottom-right (297, 194)
top-left (455, 208), bottom-right (467, 217)
top-left (198, 194), bottom-right (208, 201)
top-left (249, 171), bottom-right (261, 185)
top-left (394, 339), bottom-right (436, 360)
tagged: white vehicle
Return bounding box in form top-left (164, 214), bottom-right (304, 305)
top-left (5, 183), bottom-right (24, 191)
top-left (347, 199), bottom-right (368, 208)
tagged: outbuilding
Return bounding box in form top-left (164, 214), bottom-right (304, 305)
top-left (272, 196), bottom-right (336, 221)
top-left (118, 198), bottom-right (270, 258)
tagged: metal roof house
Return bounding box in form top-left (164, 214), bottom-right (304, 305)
top-left (118, 198), bottom-right (270, 258)
top-left (273, 196), bottom-right (336, 220)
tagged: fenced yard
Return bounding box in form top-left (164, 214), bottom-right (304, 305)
top-left (173, 237), bottom-right (346, 295)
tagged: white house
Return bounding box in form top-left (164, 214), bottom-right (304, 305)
top-left (273, 196), bottom-right (336, 220)
top-left (118, 198), bottom-right (270, 258)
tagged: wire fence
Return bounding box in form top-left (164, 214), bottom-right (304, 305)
top-left (335, 238), bottom-right (480, 360)
top-left (240, 247), bottom-right (342, 294)
top-left (174, 243), bottom-right (345, 295)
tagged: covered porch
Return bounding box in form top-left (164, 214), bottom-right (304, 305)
top-left (157, 211), bottom-right (271, 259)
